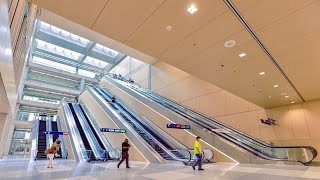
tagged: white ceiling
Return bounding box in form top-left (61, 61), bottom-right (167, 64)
top-left (31, 0), bottom-right (320, 108)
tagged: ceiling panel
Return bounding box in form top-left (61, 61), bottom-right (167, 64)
top-left (92, 0), bottom-right (165, 43)
top-left (124, 0), bottom-right (228, 57)
top-left (32, 0), bottom-right (109, 28)
top-left (237, 0), bottom-right (320, 101)
top-left (233, 0), bottom-right (316, 30)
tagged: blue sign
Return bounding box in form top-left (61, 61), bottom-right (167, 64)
top-left (100, 128), bottom-right (126, 133)
top-left (43, 131), bottom-right (69, 135)
top-left (166, 124), bottom-right (190, 129)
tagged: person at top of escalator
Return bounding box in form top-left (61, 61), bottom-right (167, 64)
top-left (111, 96), bottom-right (116, 103)
top-left (192, 136), bottom-right (204, 171)
top-left (117, 139), bottom-right (131, 168)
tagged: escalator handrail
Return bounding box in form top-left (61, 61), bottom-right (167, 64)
top-left (62, 102), bottom-right (88, 160)
top-left (79, 103), bottom-right (117, 159)
top-left (98, 86), bottom-right (189, 151)
top-left (106, 76), bottom-right (318, 162)
top-left (96, 87), bottom-right (192, 162)
top-left (72, 103), bottom-right (105, 160)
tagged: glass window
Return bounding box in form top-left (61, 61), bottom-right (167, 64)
top-left (93, 43), bottom-right (119, 58)
top-left (78, 69), bottom-right (96, 78)
top-left (36, 39), bottom-right (81, 60)
top-left (32, 56), bottom-right (77, 73)
top-left (83, 56), bottom-right (109, 68)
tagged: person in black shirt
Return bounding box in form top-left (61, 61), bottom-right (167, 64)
top-left (117, 139), bottom-right (131, 168)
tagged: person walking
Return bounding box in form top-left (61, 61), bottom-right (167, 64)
top-left (47, 139), bottom-right (61, 168)
top-left (192, 136), bottom-right (204, 171)
top-left (117, 139), bottom-right (131, 168)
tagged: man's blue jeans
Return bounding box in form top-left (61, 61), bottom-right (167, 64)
top-left (192, 154), bottom-right (202, 168)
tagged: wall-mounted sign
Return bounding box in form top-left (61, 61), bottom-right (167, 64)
top-left (166, 124), bottom-right (190, 129)
top-left (260, 118), bottom-right (278, 126)
top-left (100, 128), bottom-right (126, 133)
top-left (43, 131), bottom-right (69, 135)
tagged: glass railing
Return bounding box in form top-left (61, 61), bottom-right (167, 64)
top-left (106, 75), bottom-right (317, 163)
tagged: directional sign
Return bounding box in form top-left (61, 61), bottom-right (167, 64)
top-left (166, 124), bottom-right (190, 129)
top-left (43, 131), bottom-right (69, 135)
top-left (100, 128), bottom-right (126, 133)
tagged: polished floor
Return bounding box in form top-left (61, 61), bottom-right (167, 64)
top-left (1, 156), bottom-right (320, 180)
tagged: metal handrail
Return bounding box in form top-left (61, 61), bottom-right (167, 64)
top-left (106, 75), bottom-right (317, 163)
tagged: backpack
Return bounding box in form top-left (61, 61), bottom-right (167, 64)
top-left (44, 149), bottom-right (49, 155)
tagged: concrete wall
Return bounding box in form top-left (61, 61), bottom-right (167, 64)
top-left (111, 59), bottom-right (320, 161)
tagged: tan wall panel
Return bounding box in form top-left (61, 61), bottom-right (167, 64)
top-left (303, 100), bottom-right (320, 139)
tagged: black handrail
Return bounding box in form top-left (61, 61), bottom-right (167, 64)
top-left (106, 76), bottom-right (318, 163)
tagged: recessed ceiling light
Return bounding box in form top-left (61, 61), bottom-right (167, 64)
top-left (239, 53), bottom-right (246, 58)
top-left (290, 101), bottom-right (295, 104)
top-left (165, 25), bottom-right (172, 31)
top-left (187, 5), bottom-right (198, 14)
top-left (285, 96), bottom-right (289, 98)
top-left (269, 96), bottom-right (272, 99)
top-left (273, 85), bottom-right (279, 88)
top-left (224, 40), bottom-right (236, 48)
top-left (259, 72), bottom-right (265, 75)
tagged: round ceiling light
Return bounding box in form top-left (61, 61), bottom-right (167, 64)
top-left (224, 40), bottom-right (236, 48)
top-left (166, 25), bottom-right (172, 31)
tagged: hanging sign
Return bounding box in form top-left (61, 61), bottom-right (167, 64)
top-left (100, 128), bottom-right (126, 133)
top-left (43, 131), bottom-right (69, 135)
top-left (166, 124), bottom-right (190, 129)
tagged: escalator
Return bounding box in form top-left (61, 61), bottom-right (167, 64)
top-left (105, 75), bottom-right (317, 164)
top-left (68, 103), bottom-right (95, 161)
top-left (36, 120), bottom-right (47, 160)
top-left (51, 121), bottom-right (62, 158)
top-left (95, 87), bottom-right (193, 162)
top-left (78, 105), bottom-right (108, 159)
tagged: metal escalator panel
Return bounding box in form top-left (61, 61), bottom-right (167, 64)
top-left (108, 76), bottom-right (317, 163)
top-left (95, 87), bottom-right (189, 161)
top-left (78, 105), bottom-right (105, 151)
top-left (68, 103), bottom-right (94, 158)
top-left (36, 120), bottom-right (47, 159)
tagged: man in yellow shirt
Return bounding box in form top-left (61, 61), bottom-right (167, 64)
top-left (192, 137), bottom-right (204, 170)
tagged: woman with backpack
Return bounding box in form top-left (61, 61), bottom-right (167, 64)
top-left (46, 139), bottom-right (61, 168)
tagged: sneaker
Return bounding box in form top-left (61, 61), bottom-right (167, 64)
top-left (198, 168), bottom-right (204, 171)
top-left (192, 166), bottom-right (195, 170)
top-left (117, 164), bottom-right (120, 168)
top-left (126, 166), bottom-right (130, 168)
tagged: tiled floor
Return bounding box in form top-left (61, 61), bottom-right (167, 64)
top-left (1, 156), bottom-right (320, 180)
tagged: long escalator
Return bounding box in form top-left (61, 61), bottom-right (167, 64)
top-left (106, 75), bottom-right (317, 164)
top-left (36, 120), bottom-right (47, 160)
top-left (78, 105), bottom-right (108, 159)
top-left (68, 103), bottom-right (95, 161)
top-left (95, 87), bottom-right (192, 162)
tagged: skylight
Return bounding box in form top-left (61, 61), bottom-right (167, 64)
top-left (36, 39), bottom-right (81, 60)
top-left (32, 56), bottom-right (77, 73)
top-left (83, 56), bottom-right (109, 68)
top-left (78, 69), bottom-right (96, 78)
top-left (40, 21), bottom-right (89, 44)
top-left (93, 43), bottom-right (120, 58)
